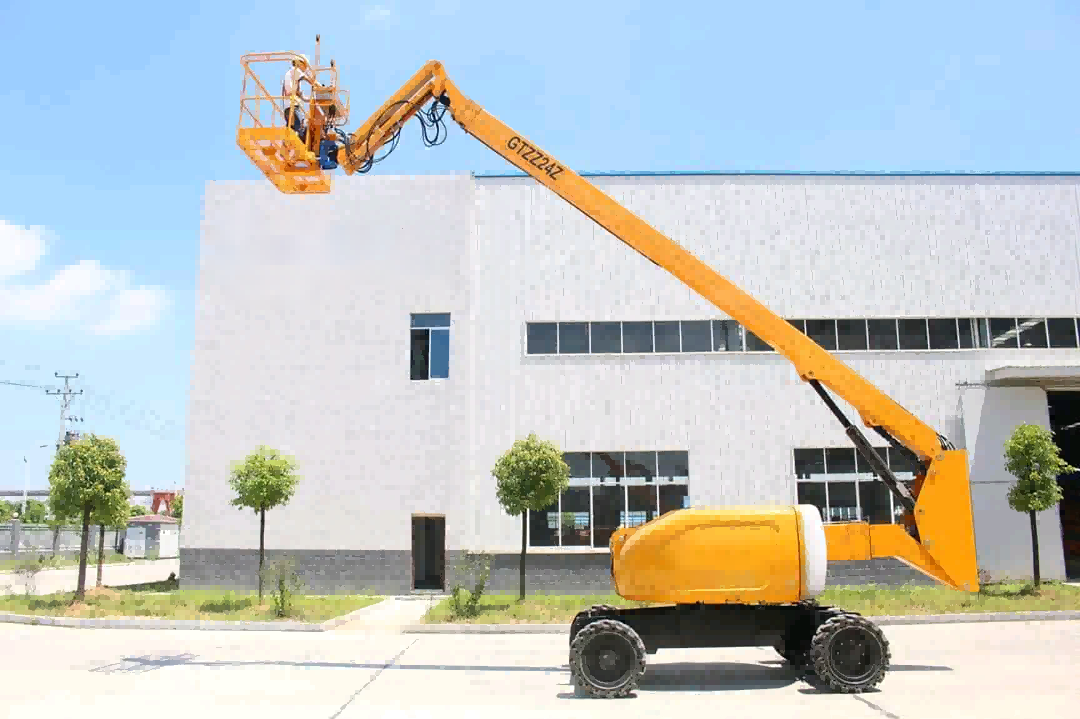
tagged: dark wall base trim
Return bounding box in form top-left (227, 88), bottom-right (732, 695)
top-left (181, 548), bottom-right (938, 595)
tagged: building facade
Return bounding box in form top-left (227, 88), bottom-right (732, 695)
top-left (181, 172), bottom-right (1080, 593)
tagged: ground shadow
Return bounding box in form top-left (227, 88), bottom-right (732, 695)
top-left (759, 659), bottom-right (952, 672)
top-left (94, 654), bottom-right (571, 674)
top-left (557, 660), bottom-right (954, 699)
top-left (557, 661), bottom-right (800, 697)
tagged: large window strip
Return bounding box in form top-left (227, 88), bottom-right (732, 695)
top-left (525, 317), bottom-right (1080, 355)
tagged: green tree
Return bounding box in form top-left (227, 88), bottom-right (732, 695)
top-left (46, 498), bottom-right (73, 556)
top-left (21, 498), bottom-right (49, 524)
top-left (228, 446), bottom-right (301, 602)
top-left (47, 434), bottom-right (131, 601)
top-left (0, 499), bottom-right (14, 523)
top-left (92, 492), bottom-right (132, 587)
top-left (492, 433), bottom-right (570, 600)
top-left (129, 503), bottom-right (146, 517)
top-left (170, 493), bottom-right (183, 523)
top-left (1004, 423), bottom-right (1077, 586)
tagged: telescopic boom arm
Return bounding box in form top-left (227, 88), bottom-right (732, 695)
top-left (319, 61), bottom-right (978, 591)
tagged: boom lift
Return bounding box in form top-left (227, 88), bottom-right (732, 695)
top-left (236, 43), bottom-right (980, 698)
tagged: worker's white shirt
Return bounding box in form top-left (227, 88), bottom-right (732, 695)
top-left (283, 66), bottom-right (304, 98)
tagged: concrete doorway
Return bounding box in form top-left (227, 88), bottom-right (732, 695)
top-left (411, 514), bottom-right (445, 591)
top-left (1047, 391), bottom-right (1080, 579)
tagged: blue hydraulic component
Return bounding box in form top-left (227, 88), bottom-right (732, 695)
top-left (319, 139), bottom-right (339, 170)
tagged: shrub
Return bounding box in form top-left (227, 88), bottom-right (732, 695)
top-left (260, 558), bottom-right (304, 617)
top-left (448, 550), bottom-right (493, 619)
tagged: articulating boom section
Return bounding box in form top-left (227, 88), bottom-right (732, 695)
top-left (270, 60), bottom-right (980, 591)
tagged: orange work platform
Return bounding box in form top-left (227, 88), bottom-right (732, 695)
top-left (237, 47), bottom-right (349, 195)
top-left (236, 126), bottom-right (331, 194)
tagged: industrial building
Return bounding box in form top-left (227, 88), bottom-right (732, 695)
top-left (181, 171), bottom-right (1080, 594)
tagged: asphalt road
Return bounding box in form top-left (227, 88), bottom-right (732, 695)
top-left (1, 620), bottom-right (1076, 719)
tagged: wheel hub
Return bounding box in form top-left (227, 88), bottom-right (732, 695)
top-left (828, 626), bottom-right (882, 682)
top-left (583, 636), bottom-right (634, 687)
top-left (598, 650), bottom-right (619, 670)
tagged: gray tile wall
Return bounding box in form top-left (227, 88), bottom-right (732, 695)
top-left (180, 547), bottom-right (938, 595)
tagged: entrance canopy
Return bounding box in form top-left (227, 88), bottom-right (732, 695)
top-left (985, 364), bottom-right (1080, 388)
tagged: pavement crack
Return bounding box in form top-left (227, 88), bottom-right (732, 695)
top-left (853, 694), bottom-right (901, 719)
top-left (328, 638), bottom-right (419, 719)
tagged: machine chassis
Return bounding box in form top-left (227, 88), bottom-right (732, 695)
top-left (568, 602), bottom-right (891, 698)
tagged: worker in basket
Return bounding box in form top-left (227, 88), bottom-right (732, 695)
top-left (282, 55), bottom-right (309, 142)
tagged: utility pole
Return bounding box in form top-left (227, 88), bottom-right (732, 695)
top-left (46, 372), bottom-right (84, 450)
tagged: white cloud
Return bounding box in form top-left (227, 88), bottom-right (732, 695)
top-left (0, 221), bottom-right (50, 279)
top-left (0, 220), bottom-right (169, 335)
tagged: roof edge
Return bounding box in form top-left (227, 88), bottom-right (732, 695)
top-left (475, 170), bottom-right (1080, 178)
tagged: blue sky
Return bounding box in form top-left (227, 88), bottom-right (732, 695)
top-left (1, 0), bottom-right (1079, 494)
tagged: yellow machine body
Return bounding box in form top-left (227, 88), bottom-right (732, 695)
top-left (236, 54), bottom-right (982, 596)
top-left (611, 505), bottom-right (829, 604)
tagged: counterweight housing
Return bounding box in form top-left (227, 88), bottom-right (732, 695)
top-left (611, 505), bottom-right (828, 604)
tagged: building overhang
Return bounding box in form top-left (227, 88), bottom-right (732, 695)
top-left (984, 364), bottom-right (1080, 388)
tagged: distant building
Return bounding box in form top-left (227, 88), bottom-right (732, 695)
top-left (126, 515), bottom-right (180, 559)
top-left (183, 172), bottom-right (1080, 593)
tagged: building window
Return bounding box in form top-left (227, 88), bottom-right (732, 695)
top-left (528, 450), bottom-right (690, 549)
top-left (560, 322), bottom-right (590, 353)
top-left (794, 446), bottom-right (918, 524)
top-left (1048, 318), bottom-right (1080, 348)
top-left (867, 319), bottom-right (898, 350)
top-left (523, 317), bottom-right (1080, 356)
top-left (655, 321), bottom-right (681, 352)
top-left (837, 319), bottom-right (868, 350)
top-left (681, 321), bottom-right (711, 352)
top-left (590, 322), bottom-right (622, 354)
top-left (927, 319), bottom-right (959, 350)
top-left (410, 313), bottom-right (450, 380)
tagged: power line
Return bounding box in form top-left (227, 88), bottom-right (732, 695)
top-left (0, 379), bottom-right (51, 390)
top-left (3, 358), bottom-right (182, 440)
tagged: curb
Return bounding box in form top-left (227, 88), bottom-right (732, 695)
top-left (404, 610), bottom-right (1080, 634)
top-left (0, 598), bottom-right (387, 632)
top-left (0, 612), bottom-right (324, 631)
top-left (3, 606), bottom-right (1078, 633)
top-left (871, 610), bottom-right (1080, 626)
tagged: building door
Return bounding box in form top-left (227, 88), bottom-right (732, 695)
top-left (1047, 391), bottom-right (1080, 579)
top-left (411, 515), bottom-right (445, 591)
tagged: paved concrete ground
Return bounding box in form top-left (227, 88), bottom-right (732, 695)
top-left (334, 594), bottom-right (446, 630)
top-left (0, 619), bottom-right (1076, 718)
top-left (0, 558), bottom-right (178, 595)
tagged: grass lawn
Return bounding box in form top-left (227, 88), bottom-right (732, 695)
top-left (0, 551), bottom-right (139, 573)
top-left (0, 579), bottom-right (383, 623)
top-left (422, 581), bottom-right (1080, 624)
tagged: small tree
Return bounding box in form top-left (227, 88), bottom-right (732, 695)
top-left (92, 492), bottom-right (132, 587)
top-left (46, 499), bottom-right (72, 556)
top-left (170, 493), bottom-right (184, 523)
top-left (228, 446), bottom-right (301, 602)
top-left (492, 433), bottom-right (570, 601)
top-left (21, 498), bottom-right (49, 524)
top-left (47, 434), bottom-right (130, 601)
top-left (128, 503), bottom-right (146, 517)
top-left (1004, 423), bottom-right (1076, 587)
top-left (0, 499), bottom-right (14, 523)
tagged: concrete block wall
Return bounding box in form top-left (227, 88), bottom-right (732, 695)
top-left (179, 548), bottom-right (936, 595)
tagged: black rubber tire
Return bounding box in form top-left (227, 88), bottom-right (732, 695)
top-left (807, 613), bottom-right (890, 692)
top-left (569, 604), bottom-right (620, 646)
top-left (569, 619), bottom-right (646, 698)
